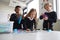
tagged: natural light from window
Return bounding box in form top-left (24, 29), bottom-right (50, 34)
top-left (27, 0), bottom-right (39, 18)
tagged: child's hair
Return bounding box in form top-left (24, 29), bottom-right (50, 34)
top-left (15, 6), bottom-right (21, 11)
top-left (26, 8), bottom-right (37, 20)
top-left (43, 0), bottom-right (48, 2)
top-left (44, 3), bottom-right (52, 9)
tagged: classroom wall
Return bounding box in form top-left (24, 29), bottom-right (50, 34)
top-left (0, 1), bottom-right (23, 22)
top-left (0, 1), bottom-right (14, 22)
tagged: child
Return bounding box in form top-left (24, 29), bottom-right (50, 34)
top-left (24, 9), bottom-right (37, 31)
top-left (40, 3), bottom-right (57, 30)
top-left (10, 6), bottom-right (23, 31)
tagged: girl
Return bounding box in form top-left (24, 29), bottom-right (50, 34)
top-left (24, 9), bottom-right (37, 31)
top-left (40, 3), bottom-right (57, 30)
top-left (10, 6), bottom-right (23, 31)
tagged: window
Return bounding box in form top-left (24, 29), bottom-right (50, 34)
top-left (56, 0), bottom-right (60, 20)
top-left (27, 0), bottom-right (39, 18)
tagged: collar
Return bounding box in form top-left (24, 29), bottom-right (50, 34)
top-left (46, 10), bottom-right (53, 13)
top-left (28, 17), bottom-right (33, 20)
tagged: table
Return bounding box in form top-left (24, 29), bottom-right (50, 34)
top-left (0, 30), bottom-right (60, 40)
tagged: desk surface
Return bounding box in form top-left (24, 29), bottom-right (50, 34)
top-left (0, 30), bottom-right (60, 40)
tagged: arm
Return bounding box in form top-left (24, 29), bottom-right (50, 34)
top-left (40, 13), bottom-right (46, 20)
top-left (34, 20), bottom-right (37, 30)
top-left (40, 15), bottom-right (43, 19)
top-left (48, 12), bottom-right (57, 23)
top-left (10, 14), bottom-right (17, 21)
top-left (23, 18), bottom-right (28, 29)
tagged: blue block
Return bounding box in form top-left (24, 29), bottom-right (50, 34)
top-left (48, 30), bottom-right (52, 32)
top-left (13, 29), bottom-right (18, 33)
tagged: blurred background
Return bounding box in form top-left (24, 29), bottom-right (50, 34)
top-left (0, 0), bottom-right (60, 33)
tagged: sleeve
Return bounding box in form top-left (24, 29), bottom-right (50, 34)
top-left (48, 12), bottom-right (57, 23)
top-left (40, 15), bottom-right (43, 19)
top-left (10, 14), bottom-right (17, 21)
top-left (33, 19), bottom-right (37, 30)
top-left (21, 19), bottom-right (24, 24)
top-left (23, 18), bottom-right (28, 29)
top-left (40, 12), bottom-right (47, 19)
top-left (21, 19), bottom-right (26, 30)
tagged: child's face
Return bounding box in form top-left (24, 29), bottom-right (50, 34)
top-left (45, 4), bottom-right (52, 11)
top-left (15, 8), bottom-right (21, 13)
top-left (30, 11), bottom-right (36, 19)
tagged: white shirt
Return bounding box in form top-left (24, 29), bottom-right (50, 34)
top-left (28, 17), bottom-right (33, 20)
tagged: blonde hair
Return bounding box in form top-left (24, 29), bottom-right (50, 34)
top-left (44, 3), bottom-right (52, 8)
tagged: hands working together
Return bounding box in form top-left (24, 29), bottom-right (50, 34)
top-left (43, 16), bottom-right (48, 20)
top-left (41, 13), bottom-right (48, 20)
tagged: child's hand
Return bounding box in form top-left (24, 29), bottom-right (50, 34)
top-left (26, 29), bottom-right (30, 31)
top-left (43, 17), bottom-right (48, 20)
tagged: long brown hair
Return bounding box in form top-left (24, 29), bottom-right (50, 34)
top-left (26, 8), bottom-right (37, 20)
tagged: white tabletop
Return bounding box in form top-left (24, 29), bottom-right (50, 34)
top-left (0, 30), bottom-right (60, 40)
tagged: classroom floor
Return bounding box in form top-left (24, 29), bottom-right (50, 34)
top-left (0, 30), bottom-right (60, 40)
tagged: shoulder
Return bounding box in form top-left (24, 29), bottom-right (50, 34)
top-left (52, 11), bottom-right (56, 13)
top-left (51, 11), bottom-right (57, 15)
